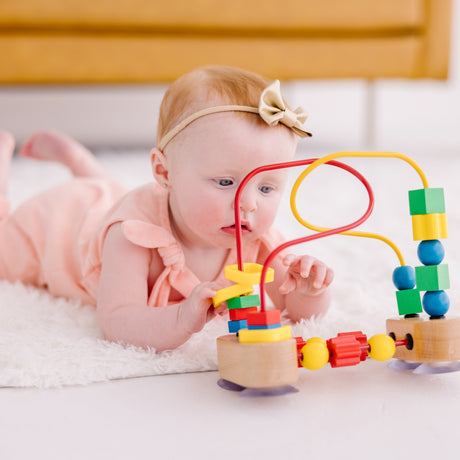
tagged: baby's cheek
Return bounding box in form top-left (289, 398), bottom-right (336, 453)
top-left (257, 203), bottom-right (279, 230)
top-left (189, 197), bottom-right (224, 227)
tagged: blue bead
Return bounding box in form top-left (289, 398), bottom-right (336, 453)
top-left (247, 323), bottom-right (282, 330)
top-left (417, 239), bottom-right (445, 265)
top-left (393, 266), bottom-right (416, 290)
top-left (228, 320), bottom-right (247, 333)
top-left (422, 290), bottom-right (450, 317)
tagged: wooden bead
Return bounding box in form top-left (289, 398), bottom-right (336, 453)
top-left (300, 338), bottom-right (329, 370)
top-left (225, 263), bottom-right (274, 285)
top-left (422, 290), bottom-right (450, 317)
top-left (227, 295), bottom-right (260, 310)
top-left (393, 266), bottom-right (416, 290)
top-left (367, 334), bottom-right (396, 361)
top-left (417, 239), bottom-right (445, 265)
top-left (212, 283), bottom-right (253, 307)
top-left (238, 325), bottom-right (292, 343)
top-left (246, 309), bottom-right (281, 326)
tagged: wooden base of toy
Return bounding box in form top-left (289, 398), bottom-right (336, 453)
top-left (216, 335), bottom-right (298, 389)
top-left (386, 316), bottom-right (460, 363)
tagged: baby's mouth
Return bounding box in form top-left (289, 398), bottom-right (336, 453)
top-left (221, 222), bottom-right (252, 234)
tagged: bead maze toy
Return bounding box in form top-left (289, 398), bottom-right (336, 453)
top-left (212, 151), bottom-right (460, 391)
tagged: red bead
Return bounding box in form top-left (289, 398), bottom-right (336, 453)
top-left (246, 310), bottom-right (281, 326)
top-left (295, 337), bottom-right (306, 367)
top-left (336, 331), bottom-right (369, 362)
top-left (327, 331), bottom-right (368, 368)
top-left (229, 307), bottom-right (258, 321)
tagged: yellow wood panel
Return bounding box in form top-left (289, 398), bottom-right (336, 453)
top-left (0, 33), bottom-right (426, 84)
top-left (422, 0), bottom-right (452, 79)
top-left (0, 0), bottom-right (424, 31)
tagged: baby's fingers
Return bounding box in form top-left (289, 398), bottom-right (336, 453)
top-left (311, 263), bottom-right (327, 289)
top-left (282, 253), bottom-right (298, 267)
top-left (299, 257), bottom-right (315, 279)
top-left (324, 268), bottom-right (334, 287)
top-left (279, 275), bottom-right (297, 295)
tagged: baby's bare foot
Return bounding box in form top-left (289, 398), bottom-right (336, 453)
top-left (19, 130), bottom-right (109, 178)
top-left (0, 131), bottom-right (15, 196)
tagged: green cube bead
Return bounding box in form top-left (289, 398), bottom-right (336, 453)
top-left (227, 294), bottom-right (260, 310)
top-left (409, 188), bottom-right (445, 215)
top-left (415, 264), bottom-right (450, 291)
top-left (395, 289), bottom-right (423, 316)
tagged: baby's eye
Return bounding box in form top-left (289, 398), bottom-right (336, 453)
top-left (259, 185), bottom-right (274, 194)
top-left (215, 178), bottom-right (234, 187)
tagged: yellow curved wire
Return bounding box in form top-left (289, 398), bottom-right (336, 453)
top-left (290, 151), bottom-right (429, 266)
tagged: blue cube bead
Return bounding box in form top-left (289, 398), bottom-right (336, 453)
top-left (417, 239), bottom-right (445, 265)
top-left (393, 266), bottom-right (416, 290)
top-left (228, 320), bottom-right (247, 333)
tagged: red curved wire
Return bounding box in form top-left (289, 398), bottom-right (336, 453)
top-left (233, 159), bottom-right (375, 311)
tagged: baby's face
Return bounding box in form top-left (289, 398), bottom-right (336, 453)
top-left (166, 113), bottom-right (298, 249)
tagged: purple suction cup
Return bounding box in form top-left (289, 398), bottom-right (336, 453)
top-left (240, 385), bottom-right (299, 397)
top-left (217, 379), bottom-right (246, 392)
top-left (387, 359), bottom-right (422, 371)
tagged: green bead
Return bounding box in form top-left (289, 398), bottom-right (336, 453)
top-left (395, 289), bottom-right (423, 316)
top-left (415, 264), bottom-right (450, 291)
top-left (409, 188), bottom-right (445, 215)
top-left (226, 294), bottom-right (260, 309)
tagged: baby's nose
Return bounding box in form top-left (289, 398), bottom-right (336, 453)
top-left (232, 186), bottom-right (259, 213)
top-left (238, 191), bottom-right (257, 213)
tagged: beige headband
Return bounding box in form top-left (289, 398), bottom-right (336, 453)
top-left (157, 80), bottom-right (312, 151)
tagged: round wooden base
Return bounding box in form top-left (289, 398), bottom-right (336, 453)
top-left (216, 334), bottom-right (299, 389)
top-left (386, 316), bottom-right (460, 363)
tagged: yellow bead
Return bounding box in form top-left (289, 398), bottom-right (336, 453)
top-left (212, 284), bottom-right (253, 308)
top-left (225, 263), bottom-right (275, 285)
top-left (367, 334), bottom-right (396, 361)
top-left (300, 338), bottom-right (329, 370)
top-left (411, 213), bottom-right (448, 241)
top-left (238, 325), bottom-right (292, 343)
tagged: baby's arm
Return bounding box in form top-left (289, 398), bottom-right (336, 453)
top-left (262, 249), bottom-right (333, 322)
top-left (97, 223), bottom-right (223, 351)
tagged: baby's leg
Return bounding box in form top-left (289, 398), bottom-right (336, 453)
top-left (0, 131), bottom-right (14, 216)
top-left (19, 131), bottom-right (110, 179)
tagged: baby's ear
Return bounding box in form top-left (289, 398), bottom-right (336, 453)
top-left (150, 148), bottom-right (169, 186)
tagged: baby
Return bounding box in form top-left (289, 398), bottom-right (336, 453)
top-left (0, 65), bottom-right (333, 351)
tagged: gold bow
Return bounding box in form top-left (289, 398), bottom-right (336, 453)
top-left (259, 80), bottom-right (311, 138)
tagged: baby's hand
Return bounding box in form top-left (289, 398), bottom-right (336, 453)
top-left (279, 254), bottom-right (333, 297)
top-left (179, 282), bottom-right (226, 334)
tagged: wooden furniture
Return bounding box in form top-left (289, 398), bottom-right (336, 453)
top-left (0, 0), bottom-right (452, 84)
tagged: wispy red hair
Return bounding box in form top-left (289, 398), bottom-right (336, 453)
top-left (157, 65), bottom-right (284, 146)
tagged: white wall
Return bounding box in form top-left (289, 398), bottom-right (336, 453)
top-left (1, 1), bottom-right (459, 152)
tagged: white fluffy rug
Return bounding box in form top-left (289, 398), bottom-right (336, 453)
top-left (1, 147), bottom-right (459, 388)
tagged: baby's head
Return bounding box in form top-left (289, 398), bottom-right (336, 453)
top-left (157, 66), bottom-right (273, 149)
top-left (152, 65), bottom-right (312, 249)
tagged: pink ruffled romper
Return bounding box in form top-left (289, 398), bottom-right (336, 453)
top-left (0, 178), bottom-right (284, 308)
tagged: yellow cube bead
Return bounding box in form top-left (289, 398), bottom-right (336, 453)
top-left (300, 337), bottom-right (330, 370)
top-left (238, 325), bottom-right (292, 343)
top-left (367, 334), bottom-right (396, 361)
top-left (411, 213), bottom-right (448, 241)
top-left (225, 263), bottom-right (274, 285)
top-left (212, 284), bottom-right (253, 308)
